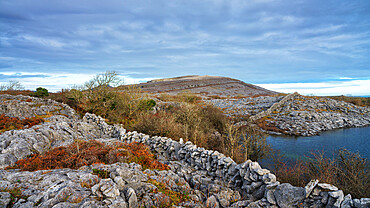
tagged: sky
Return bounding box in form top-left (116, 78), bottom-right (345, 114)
top-left (0, 0), bottom-right (369, 95)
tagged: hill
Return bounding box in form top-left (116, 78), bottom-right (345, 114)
top-left (130, 75), bottom-right (277, 97)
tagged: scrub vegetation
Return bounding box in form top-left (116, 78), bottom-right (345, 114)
top-left (272, 149), bottom-right (369, 198)
top-left (11, 140), bottom-right (169, 171)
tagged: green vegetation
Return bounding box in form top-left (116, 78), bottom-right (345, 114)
top-left (33, 87), bottom-right (49, 97)
top-left (147, 178), bottom-right (191, 207)
top-left (0, 187), bottom-right (28, 207)
top-left (92, 168), bottom-right (110, 178)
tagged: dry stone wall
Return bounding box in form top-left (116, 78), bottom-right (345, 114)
top-left (104, 113), bottom-right (368, 207)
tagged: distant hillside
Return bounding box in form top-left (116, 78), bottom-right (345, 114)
top-left (129, 75), bottom-right (277, 97)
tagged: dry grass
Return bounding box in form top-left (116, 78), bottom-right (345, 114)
top-left (256, 117), bottom-right (287, 134)
top-left (0, 114), bottom-right (44, 133)
top-left (134, 103), bottom-right (271, 163)
top-left (273, 149), bottom-right (369, 198)
top-left (328, 95), bottom-right (370, 107)
top-left (0, 90), bottom-right (33, 96)
top-left (156, 92), bottom-right (201, 104)
top-left (147, 178), bottom-right (191, 207)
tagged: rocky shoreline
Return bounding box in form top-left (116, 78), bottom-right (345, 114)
top-left (0, 94), bottom-right (369, 207)
top-left (206, 93), bottom-right (370, 136)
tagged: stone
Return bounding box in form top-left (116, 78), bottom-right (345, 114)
top-left (110, 197), bottom-right (128, 208)
top-left (273, 183), bottom-right (305, 208)
top-left (0, 192), bottom-right (11, 207)
top-left (262, 173), bottom-right (276, 184)
top-left (304, 179), bottom-right (319, 198)
top-left (266, 189), bottom-right (276, 205)
top-left (341, 194), bottom-right (352, 208)
top-left (113, 176), bottom-right (126, 190)
top-left (125, 188), bottom-right (138, 208)
top-left (229, 200), bottom-right (252, 207)
top-left (206, 195), bottom-right (219, 208)
top-left (327, 190), bottom-right (344, 208)
top-left (320, 192), bottom-right (329, 204)
top-left (317, 183), bottom-right (338, 191)
top-left (353, 198), bottom-right (370, 208)
top-left (252, 184), bottom-right (266, 200)
top-left (92, 179), bottom-right (120, 199)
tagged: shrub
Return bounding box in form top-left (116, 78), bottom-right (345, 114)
top-left (133, 103), bottom-right (271, 163)
top-left (92, 168), bottom-right (110, 178)
top-left (138, 99), bottom-right (156, 111)
top-left (273, 148), bottom-right (369, 198)
top-left (133, 103), bottom-right (223, 147)
top-left (0, 114), bottom-right (44, 133)
top-left (221, 123), bottom-right (272, 163)
top-left (148, 178), bottom-right (190, 206)
top-left (33, 87), bottom-right (49, 97)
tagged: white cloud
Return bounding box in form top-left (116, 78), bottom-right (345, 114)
top-left (0, 72), bottom-right (157, 92)
top-left (257, 79), bottom-right (370, 96)
top-left (22, 35), bottom-right (65, 48)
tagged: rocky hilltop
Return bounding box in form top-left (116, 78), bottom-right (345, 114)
top-left (0, 95), bottom-right (369, 207)
top-left (130, 75), bottom-right (277, 97)
top-left (207, 93), bottom-right (370, 136)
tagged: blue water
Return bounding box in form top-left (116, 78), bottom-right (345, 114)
top-left (262, 126), bottom-right (369, 166)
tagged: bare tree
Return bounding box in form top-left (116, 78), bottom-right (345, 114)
top-left (0, 80), bottom-right (25, 91)
top-left (222, 123), bottom-right (271, 163)
top-left (84, 71), bottom-right (124, 90)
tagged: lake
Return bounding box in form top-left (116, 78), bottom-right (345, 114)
top-left (261, 126), bottom-right (369, 167)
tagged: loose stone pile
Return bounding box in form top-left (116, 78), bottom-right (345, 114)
top-left (204, 96), bottom-right (284, 117)
top-left (0, 95), bottom-right (369, 207)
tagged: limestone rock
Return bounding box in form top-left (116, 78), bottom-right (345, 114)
top-left (92, 179), bottom-right (120, 199)
top-left (0, 192), bottom-right (11, 207)
top-left (206, 195), bottom-right (220, 208)
top-left (273, 183), bottom-right (305, 208)
top-left (125, 188), bottom-right (138, 208)
top-left (305, 179), bottom-right (319, 198)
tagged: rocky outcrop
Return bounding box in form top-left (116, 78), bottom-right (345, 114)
top-left (208, 93), bottom-right (370, 136)
top-left (253, 93), bottom-right (370, 136)
top-left (205, 95), bottom-right (285, 117)
top-left (0, 94), bottom-right (76, 119)
top-left (0, 94), bottom-right (369, 207)
top-left (0, 95), bottom-right (124, 169)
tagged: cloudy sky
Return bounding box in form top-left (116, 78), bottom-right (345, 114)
top-left (0, 0), bottom-right (369, 95)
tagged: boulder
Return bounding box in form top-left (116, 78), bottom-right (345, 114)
top-left (273, 183), bottom-right (305, 208)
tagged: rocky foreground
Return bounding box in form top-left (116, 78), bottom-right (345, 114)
top-left (0, 94), bottom-right (369, 207)
top-left (206, 93), bottom-right (370, 136)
